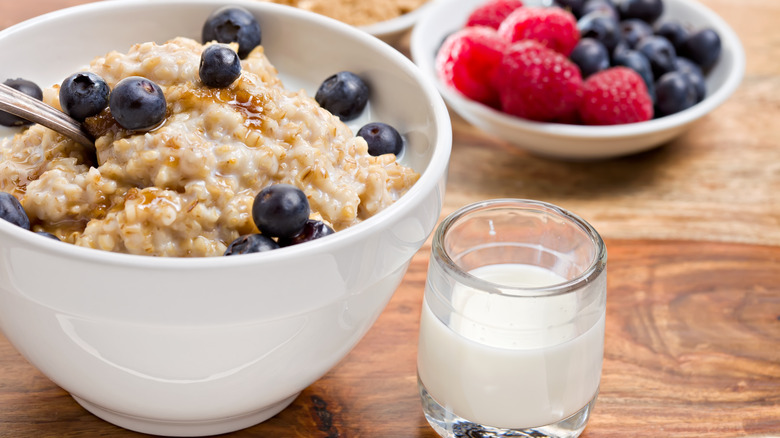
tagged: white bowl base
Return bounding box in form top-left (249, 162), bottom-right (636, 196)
top-left (72, 392), bottom-right (299, 436)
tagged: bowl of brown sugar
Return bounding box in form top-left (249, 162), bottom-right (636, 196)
top-left (262, 0), bottom-right (433, 45)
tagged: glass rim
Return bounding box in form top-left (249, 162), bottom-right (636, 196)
top-left (432, 199), bottom-right (607, 298)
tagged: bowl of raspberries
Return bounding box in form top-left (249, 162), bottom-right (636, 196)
top-left (411, 0), bottom-right (744, 159)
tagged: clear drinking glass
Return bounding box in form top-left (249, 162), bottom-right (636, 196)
top-left (417, 199), bottom-right (607, 438)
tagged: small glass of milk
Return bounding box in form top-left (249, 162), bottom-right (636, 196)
top-left (417, 199), bottom-right (607, 438)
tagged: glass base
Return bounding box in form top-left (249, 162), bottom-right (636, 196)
top-left (418, 377), bottom-right (597, 438)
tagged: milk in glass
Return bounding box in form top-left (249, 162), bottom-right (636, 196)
top-left (417, 263), bottom-right (605, 429)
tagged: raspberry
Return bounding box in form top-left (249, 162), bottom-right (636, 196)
top-left (579, 67), bottom-right (654, 125)
top-left (466, 0), bottom-right (525, 30)
top-left (497, 7), bottom-right (580, 56)
top-left (435, 27), bottom-right (509, 107)
top-left (494, 40), bottom-right (583, 122)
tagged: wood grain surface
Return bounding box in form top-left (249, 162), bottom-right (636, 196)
top-left (1, 0), bottom-right (779, 437)
top-left (1, 240), bottom-right (778, 437)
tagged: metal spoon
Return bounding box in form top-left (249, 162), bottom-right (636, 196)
top-left (0, 82), bottom-right (94, 147)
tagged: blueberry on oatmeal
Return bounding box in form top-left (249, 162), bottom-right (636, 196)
top-left (0, 192), bottom-right (30, 230)
top-left (358, 122), bottom-right (404, 157)
top-left (200, 44), bottom-right (242, 88)
top-left (224, 234), bottom-right (280, 255)
top-left (36, 231), bottom-right (60, 241)
top-left (108, 76), bottom-right (167, 131)
top-left (59, 72), bottom-right (110, 121)
top-left (252, 184), bottom-right (310, 239)
top-left (278, 220), bottom-right (335, 247)
top-left (0, 78), bottom-right (43, 127)
top-left (202, 6), bottom-right (262, 59)
top-left (315, 71), bottom-right (369, 121)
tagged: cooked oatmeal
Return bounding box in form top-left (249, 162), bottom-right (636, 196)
top-left (263, 0), bottom-right (429, 26)
top-left (0, 37), bottom-right (419, 257)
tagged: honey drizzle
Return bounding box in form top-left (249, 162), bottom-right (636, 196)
top-left (176, 76), bottom-right (270, 131)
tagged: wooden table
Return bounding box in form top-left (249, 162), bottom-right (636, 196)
top-left (1, 1), bottom-right (778, 437)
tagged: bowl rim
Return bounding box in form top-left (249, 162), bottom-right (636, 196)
top-left (358, 0), bottom-right (435, 37)
top-left (410, 0), bottom-right (746, 140)
top-left (0, 0), bottom-right (453, 269)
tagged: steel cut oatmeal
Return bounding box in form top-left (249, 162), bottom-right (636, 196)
top-left (0, 37), bottom-right (419, 257)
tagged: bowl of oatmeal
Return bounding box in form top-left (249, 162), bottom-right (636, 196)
top-left (261, 0), bottom-right (433, 45)
top-left (0, 0), bottom-right (451, 436)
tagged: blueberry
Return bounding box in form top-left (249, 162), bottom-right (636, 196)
top-left (679, 28), bottom-right (721, 71)
top-left (36, 231), bottom-right (61, 241)
top-left (0, 192), bottom-right (30, 230)
top-left (277, 220), bottom-right (335, 247)
top-left (357, 122), bottom-right (404, 156)
top-left (200, 44), bottom-right (242, 88)
top-left (655, 71), bottom-right (697, 117)
top-left (618, 0), bottom-right (664, 24)
top-left (569, 38), bottom-right (610, 78)
top-left (577, 11), bottom-right (621, 52)
top-left (553, 0), bottom-right (584, 17)
top-left (620, 19), bottom-right (653, 49)
top-left (676, 57), bottom-right (706, 102)
top-left (613, 49), bottom-right (655, 99)
top-left (315, 71), bottom-right (369, 121)
top-left (224, 234), bottom-right (280, 255)
top-left (202, 6), bottom-right (262, 59)
top-left (59, 72), bottom-right (110, 121)
top-left (580, 0), bottom-right (618, 20)
top-left (108, 76), bottom-right (166, 131)
top-left (252, 184), bottom-right (310, 239)
top-left (655, 21), bottom-right (690, 52)
top-left (636, 35), bottom-right (677, 79)
top-left (0, 78), bottom-right (43, 127)
top-left (612, 40), bottom-right (629, 60)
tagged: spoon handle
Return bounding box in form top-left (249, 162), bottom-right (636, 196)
top-left (0, 83), bottom-right (94, 147)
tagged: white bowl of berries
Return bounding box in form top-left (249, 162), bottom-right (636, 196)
top-left (0, 0), bottom-right (451, 436)
top-left (411, 0), bottom-right (745, 159)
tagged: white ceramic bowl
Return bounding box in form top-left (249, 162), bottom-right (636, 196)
top-left (0, 1), bottom-right (451, 436)
top-left (359, 0), bottom-right (435, 45)
top-left (411, 0), bottom-right (745, 160)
